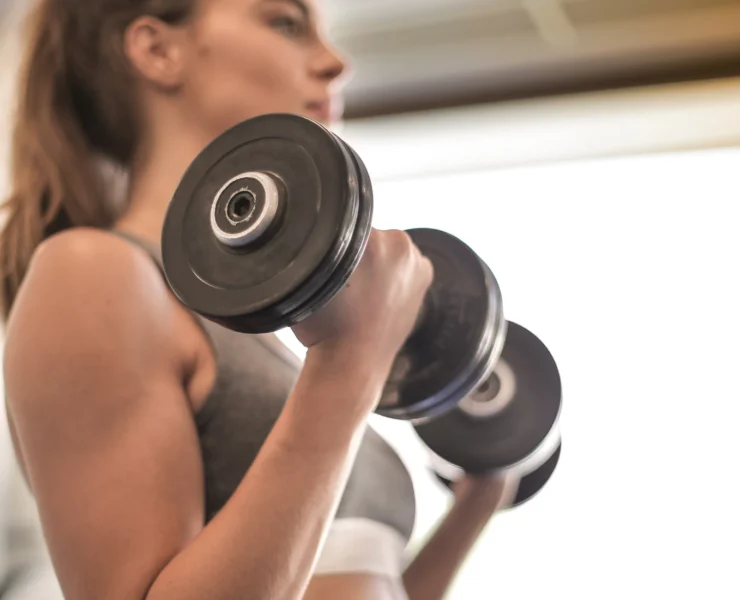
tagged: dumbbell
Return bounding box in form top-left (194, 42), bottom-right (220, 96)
top-left (416, 321), bottom-right (562, 508)
top-left (162, 113), bottom-right (507, 421)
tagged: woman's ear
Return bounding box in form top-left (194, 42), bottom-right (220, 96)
top-left (123, 16), bottom-right (188, 91)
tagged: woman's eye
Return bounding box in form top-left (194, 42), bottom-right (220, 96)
top-left (271, 16), bottom-right (304, 37)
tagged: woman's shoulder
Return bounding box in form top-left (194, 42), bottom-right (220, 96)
top-left (6, 226), bottom-right (176, 353)
top-left (35, 226), bottom-right (159, 280)
top-left (29, 226), bottom-right (166, 300)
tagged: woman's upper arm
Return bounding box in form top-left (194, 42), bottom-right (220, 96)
top-left (4, 230), bottom-right (205, 600)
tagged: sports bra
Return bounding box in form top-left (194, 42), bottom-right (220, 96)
top-left (116, 232), bottom-right (417, 578)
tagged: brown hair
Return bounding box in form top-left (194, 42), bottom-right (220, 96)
top-left (0, 0), bottom-right (195, 321)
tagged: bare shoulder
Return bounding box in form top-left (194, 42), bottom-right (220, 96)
top-left (4, 227), bottom-right (181, 385)
top-left (19, 227), bottom-right (170, 316)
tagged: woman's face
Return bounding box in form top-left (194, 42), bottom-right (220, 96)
top-left (155, 0), bottom-right (348, 136)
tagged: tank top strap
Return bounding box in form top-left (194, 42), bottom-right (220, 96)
top-left (108, 228), bottom-right (164, 270)
top-left (106, 228), bottom-right (224, 428)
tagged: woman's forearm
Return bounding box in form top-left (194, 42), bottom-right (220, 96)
top-left (402, 492), bottom-right (499, 600)
top-left (146, 345), bottom-right (391, 600)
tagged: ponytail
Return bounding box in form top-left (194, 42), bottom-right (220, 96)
top-left (0, 2), bottom-right (116, 321)
top-left (0, 0), bottom-right (197, 322)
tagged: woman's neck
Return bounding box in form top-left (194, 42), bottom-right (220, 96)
top-left (115, 127), bottom-right (212, 248)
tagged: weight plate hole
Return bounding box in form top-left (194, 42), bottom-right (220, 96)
top-left (227, 190), bottom-right (256, 223)
top-left (474, 372), bottom-right (501, 401)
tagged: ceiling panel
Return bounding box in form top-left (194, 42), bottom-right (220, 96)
top-left (343, 8), bottom-right (538, 55)
top-left (325, 0), bottom-right (740, 118)
top-left (2, 0), bottom-right (739, 119)
top-left (563, 0), bottom-right (739, 24)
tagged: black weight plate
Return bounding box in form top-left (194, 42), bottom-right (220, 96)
top-left (242, 131), bottom-right (371, 328)
top-left (432, 259), bottom-right (507, 420)
top-left (375, 230), bottom-right (505, 420)
top-left (433, 439), bottom-right (561, 508)
top-left (162, 113), bottom-right (360, 333)
top-left (285, 134), bottom-right (373, 324)
top-left (414, 321), bottom-right (561, 472)
top-left (512, 439), bottom-right (560, 506)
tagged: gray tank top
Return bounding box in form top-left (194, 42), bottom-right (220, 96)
top-left (116, 232), bottom-right (416, 541)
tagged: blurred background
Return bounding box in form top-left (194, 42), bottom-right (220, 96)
top-left (1, 0), bottom-right (740, 598)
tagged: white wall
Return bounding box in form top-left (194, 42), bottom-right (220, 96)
top-left (339, 76), bottom-right (740, 182)
top-left (0, 1), bottom-right (23, 199)
top-left (280, 82), bottom-right (740, 597)
top-left (0, 3), bottom-right (24, 589)
top-left (309, 135), bottom-right (739, 598)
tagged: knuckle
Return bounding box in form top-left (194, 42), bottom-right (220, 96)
top-left (422, 259), bottom-right (434, 284)
top-left (364, 229), bottom-right (382, 255)
top-left (424, 257), bottom-right (435, 277)
top-left (388, 229), bottom-right (409, 243)
top-left (392, 230), bottom-right (414, 255)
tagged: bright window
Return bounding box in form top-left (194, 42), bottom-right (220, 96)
top-left (282, 144), bottom-right (740, 598)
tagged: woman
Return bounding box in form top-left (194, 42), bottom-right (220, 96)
top-left (0, 1), bottom-right (510, 599)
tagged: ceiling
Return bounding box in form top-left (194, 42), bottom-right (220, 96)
top-left (324, 0), bottom-right (740, 118)
top-left (2, 0), bottom-right (740, 119)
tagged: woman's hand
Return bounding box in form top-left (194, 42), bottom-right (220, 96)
top-left (402, 471), bottom-right (521, 600)
top-left (451, 472), bottom-right (520, 513)
top-left (293, 228), bottom-right (434, 372)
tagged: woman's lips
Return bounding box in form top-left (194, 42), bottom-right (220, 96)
top-left (305, 100), bottom-right (333, 122)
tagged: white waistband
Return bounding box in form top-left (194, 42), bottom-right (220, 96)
top-left (314, 518), bottom-right (408, 578)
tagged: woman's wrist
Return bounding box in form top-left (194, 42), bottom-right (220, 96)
top-left (305, 339), bottom-right (395, 390)
top-left (277, 342), bottom-right (393, 448)
top-left (452, 474), bottom-right (516, 515)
